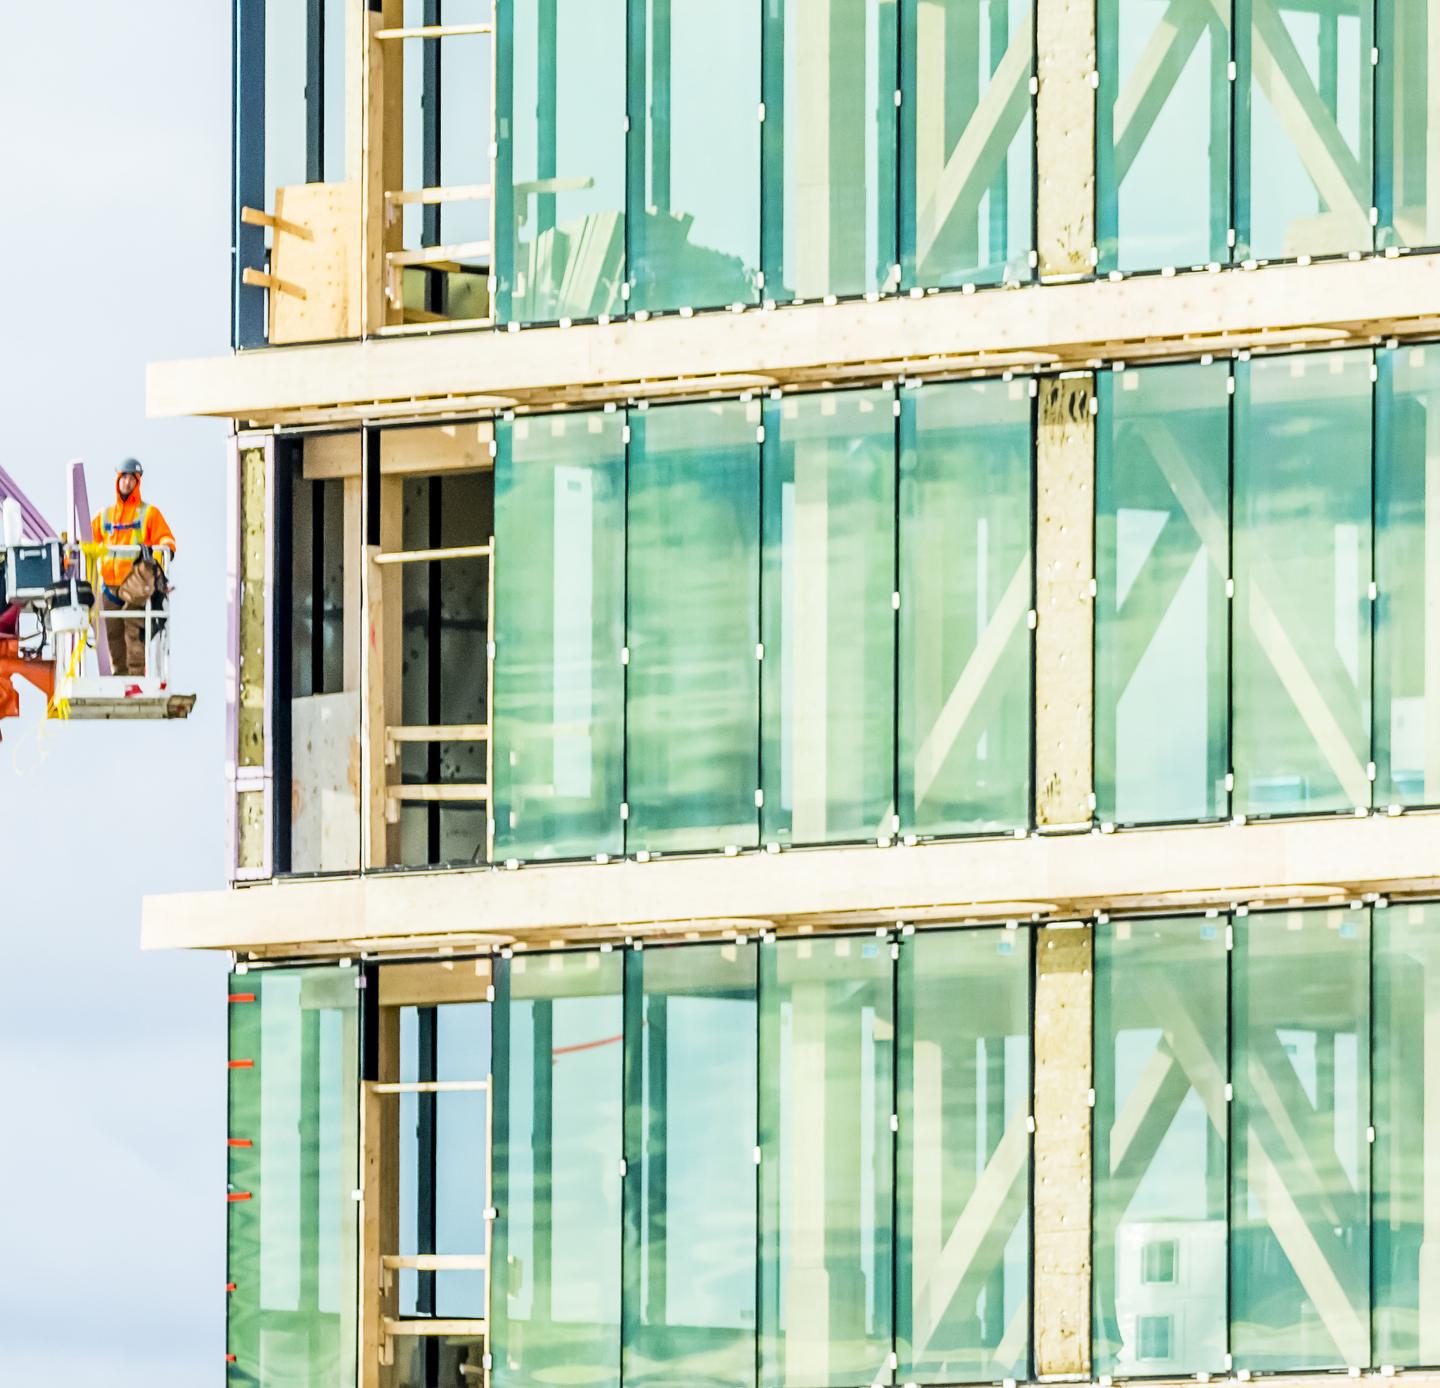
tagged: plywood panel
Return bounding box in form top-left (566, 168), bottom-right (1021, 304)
top-left (270, 182), bottom-right (362, 345)
top-left (290, 691), bottom-right (362, 873)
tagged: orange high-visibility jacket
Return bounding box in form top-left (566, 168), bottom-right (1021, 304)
top-left (92, 478), bottom-right (177, 592)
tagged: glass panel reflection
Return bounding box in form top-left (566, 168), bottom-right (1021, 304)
top-left (899, 380), bottom-right (1032, 836)
top-left (227, 966), bottom-right (359, 1388)
top-left (1097, 0), bottom-right (1230, 270)
top-left (624, 944), bottom-right (759, 1388)
top-left (494, 413), bottom-right (627, 861)
top-left (1375, 346), bottom-right (1440, 807)
top-left (1233, 352), bottom-right (1373, 817)
top-left (496, 0), bottom-right (628, 322)
top-left (1373, 903), bottom-right (1440, 1365)
top-left (762, 0), bottom-right (899, 302)
top-left (628, 0), bottom-right (762, 311)
top-left (1095, 363), bottom-right (1230, 825)
top-left (761, 390), bottom-right (896, 846)
top-left (1094, 917), bottom-right (1227, 1376)
top-left (1236, 0), bottom-right (1373, 260)
top-left (1231, 910), bottom-right (1370, 1370)
top-left (900, 0), bottom-right (1034, 287)
top-left (897, 927), bottom-right (1030, 1383)
top-left (493, 951), bottom-right (625, 1388)
top-left (760, 936), bottom-right (894, 1386)
top-left (626, 400), bottom-right (761, 854)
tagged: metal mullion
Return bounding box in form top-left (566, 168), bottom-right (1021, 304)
top-left (311, 479), bottom-right (326, 696)
top-left (423, 0), bottom-right (445, 316)
top-left (307, 0), bottom-right (326, 183)
top-left (417, 1006), bottom-right (439, 1317)
top-left (428, 476), bottom-right (443, 863)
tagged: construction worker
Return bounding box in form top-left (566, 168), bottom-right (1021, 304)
top-left (93, 458), bottom-right (177, 677)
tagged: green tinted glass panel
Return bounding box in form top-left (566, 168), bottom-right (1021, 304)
top-left (1094, 918), bottom-right (1227, 1375)
top-left (1375, 346), bottom-right (1440, 807)
top-left (1235, 0), bottom-right (1373, 260)
top-left (494, 412), bottom-right (627, 861)
top-left (495, 0), bottom-right (628, 322)
top-left (1374, 903), bottom-right (1440, 1364)
top-left (624, 944), bottom-right (759, 1388)
top-left (897, 927), bottom-right (1030, 1382)
top-left (759, 936), bottom-right (894, 1386)
top-left (1096, 364), bottom-right (1230, 825)
top-left (627, 0), bottom-right (761, 311)
top-left (493, 951), bottom-right (624, 1388)
top-left (1096, 0), bottom-right (1230, 270)
top-left (227, 966), bottom-right (359, 1388)
top-left (1232, 910), bottom-right (1370, 1370)
top-left (899, 0), bottom-right (1034, 287)
top-left (899, 380), bottom-right (1032, 836)
top-left (761, 0), bottom-right (898, 301)
top-left (1376, 0), bottom-right (1440, 248)
top-left (761, 390), bottom-right (896, 846)
top-left (627, 400), bottom-right (761, 853)
top-left (1233, 352), bottom-right (1373, 817)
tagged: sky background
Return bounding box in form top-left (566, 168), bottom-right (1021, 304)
top-left (0, 4), bottom-right (232, 1380)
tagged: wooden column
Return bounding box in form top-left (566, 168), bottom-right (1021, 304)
top-left (1036, 0), bottom-right (1095, 278)
top-left (1033, 923), bottom-right (1093, 1377)
top-left (1035, 375), bottom-right (1095, 830)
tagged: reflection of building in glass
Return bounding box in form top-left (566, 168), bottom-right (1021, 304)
top-left (151, 2), bottom-right (1440, 1385)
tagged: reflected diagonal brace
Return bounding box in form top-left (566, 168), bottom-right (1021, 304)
top-left (913, 557), bottom-right (1030, 805)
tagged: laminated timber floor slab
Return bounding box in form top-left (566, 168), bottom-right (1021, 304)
top-left (144, 809), bottom-right (1440, 958)
top-left (151, 253), bottom-right (1440, 429)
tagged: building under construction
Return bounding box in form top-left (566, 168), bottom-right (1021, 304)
top-left (146, 1), bottom-right (1440, 1385)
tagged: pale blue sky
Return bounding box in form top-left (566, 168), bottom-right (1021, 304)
top-left (0, 4), bottom-right (232, 1380)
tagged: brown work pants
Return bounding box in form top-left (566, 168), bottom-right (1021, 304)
top-left (101, 590), bottom-right (149, 677)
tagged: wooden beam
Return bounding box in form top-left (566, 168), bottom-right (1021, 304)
top-left (1033, 924), bottom-right (1092, 1375)
top-left (148, 255), bottom-right (1440, 429)
top-left (374, 543), bottom-right (491, 565)
top-left (142, 808), bottom-right (1440, 955)
top-left (1035, 376), bottom-right (1095, 829)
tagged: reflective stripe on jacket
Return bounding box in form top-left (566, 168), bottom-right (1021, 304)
top-left (91, 479), bottom-right (177, 589)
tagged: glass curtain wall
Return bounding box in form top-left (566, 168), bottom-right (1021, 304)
top-left (1233, 352), bottom-right (1373, 817)
top-left (1096, 0), bottom-right (1230, 270)
top-left (761, 390), bottom-right (896, 846)
top-left (1093, 917), bottom-right (1227, 1376)
top-left (899, 0), bottom-right (1034, 287)
top-left (227, 966), bottom-right (359, 1387)
top-left (493, 950), bottom-right (625, 1388)
top-left (495, 0), bottom-right (628, 322)
top-left (1232, 909), bottom-right (1370, 1369)
top-left (897, 928), bottom-right (1031, 1383)
top-left (1235, 0), bottom-right (1374, 260)
top-left (626, 401), bottom-right (761, 853)
top-left (1377, 0), bottom-right (1440, 248)
top-left (762, 0), bottom-right (898, 302)
top-left (1095, 363), bottom-right (1230, 825)
top-left (627, 0), bottom-right (762, 312)
top-left (1373, 903), bottom-right (1440, 1364)
top-left (624, 943), bottom-right (760, 1388)
top-left (488, 929), bottom-right (1036, 1388)
top-left (494, 413), bottom-right (627, 861)
top-left (759, 936), bottom-right (894, 1387)
top-left (898, 380), bottom-right (1032, 837)
top-left (1375, 346), bottom-right (1440, 807)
